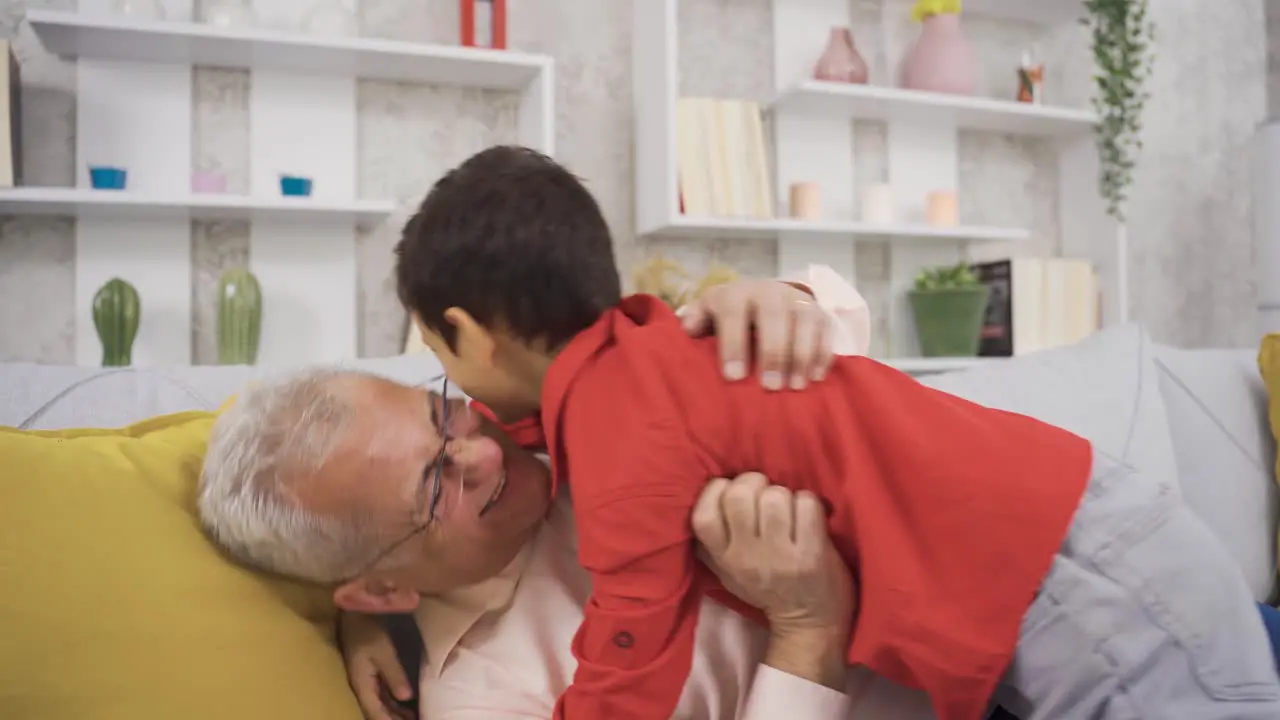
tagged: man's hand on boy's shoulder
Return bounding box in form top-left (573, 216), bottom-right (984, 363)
top-left (679, 278), bottom-right (834, 391)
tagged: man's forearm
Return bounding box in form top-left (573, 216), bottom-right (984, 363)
top-left (763, 626), bottom-right (848, 691)
top-left (739, 627), bottom-right (854, 720)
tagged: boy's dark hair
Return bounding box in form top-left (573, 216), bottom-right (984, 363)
top-left (395, 145), bottom-right (621, 352)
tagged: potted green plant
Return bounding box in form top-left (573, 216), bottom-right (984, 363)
top-left (92, 277), bottom-right (141, 367)
top-left (217, 268), bottom-right (263, 366)
top-left (908, 261), bottom-right (989, 357)
top-left (1081, 0), bottom-right (1155, 323)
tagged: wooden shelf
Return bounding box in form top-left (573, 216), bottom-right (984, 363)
top-left (771, 81), bottom-right (1097, 137)
top-left (643, 216), bottom-right (1030, 244)
top-left (26, 10), bottom-right (552, 90)
top-left (883, 356), bottom-right (1006, 375)
top-left (0, 187), bottom-right (396, 227)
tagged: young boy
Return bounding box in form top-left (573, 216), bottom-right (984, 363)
top-left (395, 146), bottom-right (1280, 720)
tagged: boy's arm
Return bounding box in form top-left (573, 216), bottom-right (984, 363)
top-left (552, 484), bottom-right (704, 720)
top-left (546, 358), bottom-right (716, 720)
top-left (555, 491), bottom-right (863, 720)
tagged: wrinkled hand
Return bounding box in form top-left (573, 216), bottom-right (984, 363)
top-left (339, 612), bottom-right (417, 720)
top-left (692, 473), bottom-right (854, 635)
top-left (680, 278), bottom-right (835, 390)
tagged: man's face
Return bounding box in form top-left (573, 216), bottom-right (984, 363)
top-left (307, 375), bottom-right (552, 608)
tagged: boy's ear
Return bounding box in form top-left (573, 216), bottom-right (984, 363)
top-left (444, 307), bottom-right (497, 365)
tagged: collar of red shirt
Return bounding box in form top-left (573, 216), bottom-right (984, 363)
top-left (470, 294), bottom-right (675, 498)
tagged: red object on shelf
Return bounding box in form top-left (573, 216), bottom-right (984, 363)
top-left (460, 0), bottom-right (507, 50)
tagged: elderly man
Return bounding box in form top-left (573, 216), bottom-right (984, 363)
top-left (199, 267), bottom-right (1280, 720)
top-left (199, 272), bottom-right (881, 719)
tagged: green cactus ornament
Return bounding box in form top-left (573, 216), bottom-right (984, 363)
top-left (92, 277), bottom-right (141, 367)
top-left (217, 267), bottom-right (262, 365)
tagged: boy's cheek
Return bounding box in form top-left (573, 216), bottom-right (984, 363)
top-left (412, 316), bottom-right (434, 346)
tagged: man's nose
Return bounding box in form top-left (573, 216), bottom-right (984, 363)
top-left (445, 433), bottom-right (504, 484)
top-left (445, 399), bottom-right (480, 437)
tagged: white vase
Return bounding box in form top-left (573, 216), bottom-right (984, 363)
top-left (304, 3), bottom-right (357, 37)
top-left (199, 0), bottom-right (256, 28)
top-left (861, 183), bottom-right (896, 225)
top-left (114, 0), bottom-right (165, 21)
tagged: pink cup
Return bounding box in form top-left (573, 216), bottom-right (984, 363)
top-left (191, 170), bottom-right (227, 194)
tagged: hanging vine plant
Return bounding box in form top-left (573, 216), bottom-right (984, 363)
top-left (1080, 0), bottom-right (1155, 222)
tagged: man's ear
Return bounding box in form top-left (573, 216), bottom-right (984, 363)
top-left (444, 307), bottom-right (497, 366)
top-left (333, 576), bottom-right (421, 614)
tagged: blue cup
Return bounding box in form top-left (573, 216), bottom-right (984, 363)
top-left (279, 175), bottom-right (313, 197)
top-left (89, 166), bottom-right (127, 190)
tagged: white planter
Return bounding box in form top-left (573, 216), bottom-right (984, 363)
top-left (304, 3), bottom-right (357, 37)
top-left (200, 0), bottom-right (256, 28)
top-left (114, 0), bottom-right (165, 21)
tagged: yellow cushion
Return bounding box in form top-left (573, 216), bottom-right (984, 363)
top-left (1258, 334), bottom-right (1280, 580)
top-left (0, 412), bottom-right (362, 719)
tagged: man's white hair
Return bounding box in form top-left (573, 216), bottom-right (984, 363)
top-left (197, 368), bottom-right (384, 584)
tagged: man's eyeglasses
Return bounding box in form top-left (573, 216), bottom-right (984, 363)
top-left (350, 377), bottom-right (469, 579)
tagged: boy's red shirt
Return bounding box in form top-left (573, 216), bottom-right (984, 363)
top-left (488, 294), bottom-right (1092, 720)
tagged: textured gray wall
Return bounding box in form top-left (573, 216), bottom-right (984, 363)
top-left (1126, 0), bottom-right (1266, 348)
top-left (1270, 0), bottom-right (1280, 120)
top-left (0, 0), bottom-right (1267, 363)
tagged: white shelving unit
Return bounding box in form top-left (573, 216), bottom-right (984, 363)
top-left (21, 5), bottom-right (555, 367)
top-left (0, 187), bottom-right (394, 226)
top-left (632, 0), bottom-right (1110, 371)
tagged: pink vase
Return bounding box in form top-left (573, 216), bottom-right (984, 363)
top-left (900, 13), bottom-right (976, 95)
top-left (814, 27), bottom-right (869, 84)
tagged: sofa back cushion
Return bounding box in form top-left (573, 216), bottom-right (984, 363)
top-left (918, 326), bottom-right (1277, 603)
top-left (0, 353), bottom-right (446, 430)
top-left (920, 323), bottom-right (1181, 494)
top-left (1155, 345), bottom-right (1277, 602)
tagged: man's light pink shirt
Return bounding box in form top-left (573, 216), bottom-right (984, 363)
top-left (412, 267), bottom-right (926, 719)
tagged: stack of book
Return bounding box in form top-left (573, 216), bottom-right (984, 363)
top-left (972, 258), bottom-right (1101, 357)
top-left (674, 97), bottom-right (774, 219)
top-left (0, 40), bottom-right (21, 189)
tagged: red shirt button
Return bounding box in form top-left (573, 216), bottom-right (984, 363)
top-left (613, 631), bottom-right (634, 649)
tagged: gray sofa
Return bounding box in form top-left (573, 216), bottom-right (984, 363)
top-left (1, 323), bottom-right (1276, 604)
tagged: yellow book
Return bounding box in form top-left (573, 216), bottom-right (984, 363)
top-left (675, 98), bottom-right (710, 216)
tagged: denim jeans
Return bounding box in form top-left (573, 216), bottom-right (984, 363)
top-left (990, 602), bottom-right (1280, 719)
